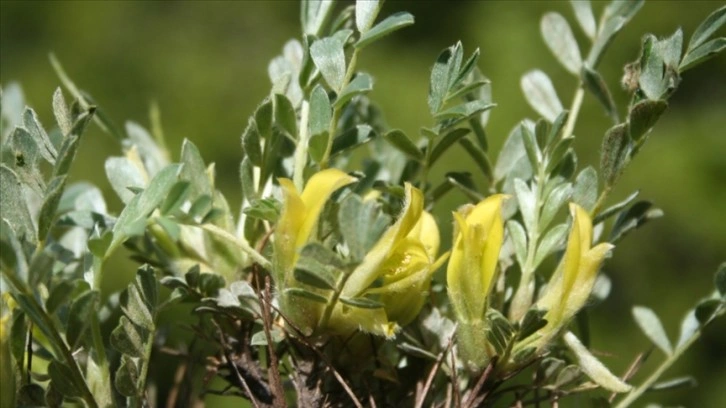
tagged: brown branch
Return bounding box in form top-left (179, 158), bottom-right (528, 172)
top-left (212, 319), bottom-right (262, 408)
top-left (463, 357), bottom-right (498, 408)
top-left (259, 274), bottom-right (287, 408)
top-left (608, 350), bottom-right (651, 403)
top-left (415, 332), bottom-right (456, 408)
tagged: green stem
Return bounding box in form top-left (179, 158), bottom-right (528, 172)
top-left (132, 322), bottom-right (155, 408)
top-left (200, 223), bottom-right (271, 270)
top-left (293, 101), bottom-right (311, 191)
top-left (589, 185), bottom-right (613, 218)
top-left (561, 87), bottom-right (585, 141)
top-left (320, 48), bottom-right (361, 169)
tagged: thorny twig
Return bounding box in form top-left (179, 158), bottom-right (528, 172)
top-left (211, 318), bottom-right (262, 408)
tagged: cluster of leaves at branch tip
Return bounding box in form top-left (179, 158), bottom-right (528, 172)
top-left (1, 1), bottom-right (725, 407)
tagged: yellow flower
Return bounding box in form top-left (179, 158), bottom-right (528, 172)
top-left (534, 203), bottom-right (614, 342)
top-left (447, 194), bottom-right (507, 323)
top-left (274, 168), bottom-right (357, 333)
top-left (327, 183), bottom-right (448, 337)
top-left (446, 194), bottom-right (507, 369)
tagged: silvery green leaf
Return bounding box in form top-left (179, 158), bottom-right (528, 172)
top-left (677, 309), bottom-right (699, 348)
top-left (339, 194), bottom-right (390, 261)
top-left (446, 172), bottom-right (483, 202)
top-left (494, 122), bottom-right (533, 182)
top-left (125, 121), bottom-right (166, 176)
top-left (521, 70), bottom-right (563, 122)
top-left (0, 165), bottom-right (36, 242)
top-left (590, 273), bottom-right (612, 303)
top-left (600, 123), bottom-right (630, 186)
top-left (610, 200), bottom-right (663, 242)
top-left (52, 88), bottom-right (72, 136)
top-left (687, 6), bottom-right (726, 52)
top-left (593, 190), bottom-right (639, 224)
top-left (355, 0), bottom-right (380, 33)
top-left (23, 108), bottom-right (57, 165)
top-left (534, 223), bottom-right (568, 268)
top-left (628, 99), bottom-right (667, 142)
top-left (540, 182), bottom-right (572, 231)
top-left (302, 0), bottom-right (334, 36)
top-left (694, 298), bottom-right (722, 324)
top-left (582, 65), bottom-right (618, 123)
top-left (53, 110), bottom-right (92, 176)
top-left (48, 361), bottom-right (82, 398)
top-left (428, 46), bottom-right (454, 115)
top-left (541, 12), bottom-right (582, 75)
top-left (38, 176), bottom-right (67, 239)
top-left (564, 331), bottom-right (633, 393)
top-left (274, 93), bottom-right (298, 139)
top-left (355, 12), bottom-right (414, 49)
top-left (180, 139), bottom-right (211, 199)
top-left (331, 125), bottom-right (375, 158)
top-left (8, 127), bottom-right (45, 194)
top-left (518, 309), bottom-right (547, 340)
top-left (650, 376), bottom-right (697, 392)
top-left (309, 84), bottom-right (331, 139)
top-left (294, 260), bottom-right (337, 290)
top-left (65, 290), bottom-right (98, 350)
top-left (58, 182), bottom-right (106, 214)
top-left (241, 118), bottom-right (262, 166)
top-left (506, 220), bottom-right (527, 268)
top-left (160, 181), bottom-right (191, 216)
top-left (239, 157), bottom-right (256, 201)
top-left (679, 37), bottom-right (726, 72)
top-left (110, 164), bottom-right (182, 255)
top-left (570, 0), bottom-right (596, 39)
top-left (587, 0), bottom-right (644, 67)
top-left (521, 125), bottom-right (541, 169)
top-left (1, 82), bottom-right (25, 143)
top-left (633, 306), bottom-right (673, 355)
top-left (250, 326), bottom-right (285, 346)
top-left (657, 28), bottom-right (684, 68)
top-left (573, 166), bottom-right (598, 212)
top-left (545, 136), bottom-right (573, 173)
top-left (334, 72), bottom-right (372, 108)
top-left (435, 101), bottom-right (495, 129)
top-left (514, 178), bottom-right (536, 233)
top-left (430, 128), bottom-right (470, 165)
top-left (284, 288), bottom-right (328, 304)
top-left (255, 99), bottom-right (273, 139)
top-left (105, 156), bottom-right (146, 205)
top-left (384, 129), bottom-right (423, 161)
top-left (458, 138), bottom-right (493, 182)
top-left (114, 355), bottom-right (139, 397)
top-left (554, 365), bottom-right (581, 388)
top-left (311, 33), bottom-right (348, 91)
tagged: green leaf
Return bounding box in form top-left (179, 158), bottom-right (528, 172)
top-left (180, 139), bottom-right (211, 199)
top-left (0, 165), bottom-right (36, 242)
top-left (114, 355), bottom-right (139, 397)
top-left (429, 128), bottom-right (470, 165)
top-left (46, 280), bottom-right (76, 314)
top-left (716, 262), bottom-right (726, 298)
top-left (355, 12), bottom-right (414, 49)
top-left (610, 200), bottom-right (663, 242)
top-left (494, 123), bottom-right (531, 182)
top-left (514, 179), bottom-right (536, 233)
top-left (687, 5), bottom-right (726, 51)
top-left (339, 296), bottom-right (384, 309)
top-left (534, 223), bottom-right (569, 268)
top-left (110, 315), bottom-right (145, 358)
top-left (188, 194), bottom-right (213, 220)
top-left (570, 0), bottom-right (596, 39)
top-left (434, 100), bottom-right (495, 126)
top-left (250, 326), bottom-right (285, 346)
top-left (355, 0), bottom-right (380, 33)
top-left (23, 108), bottom-right (57, 164)
top-left (633, 306), bottom-right (673, 355)
top-left (239, 157), bottom-right (256, 201)
top-left (160, 181), bottom-right (191, 215)
top-left (301, 0), bottom-right (334, 36)
top-left (284, 288), bottom-right (328, 304)
top-left (294, 262), bottom-right (337, 290)
top-left (125, 121), bottom-right (166, 175)
top-left (331, 124), bottom-right (375, 157)
top-left (311, 33), bottom-right (348, 91)
top-left (506, 220), bottom-right (527, 268)
top-left (48, 361), bottom-right (82, 398)
top-left (541, 12), bottom-right (582, 75)
top-left (572, 167), bottom-right (598, 212)
top-left (339, 195), bottom-right (390, 261)
top-left (18, 384), bottom-right (46, 406)
top-left (110, 164), bottom-right (183, 254)
top-left (241, 118), bottom-right (263, 167)
top-left (66, 290), bottom-right (99, 350)
top-left (88, 230), bottom-right (113, 259)
top-left (600, 123), bottom-right (630, 186)
top-left (274, 93), bottom-right (298, 139)
top-left (458, 138), bottom-right (493, 182)
top-left (695, 298), bottom-right (722, 324)
top-left (52, 88), bottom-right (72, 136)
top-left (309, 84), bottom-right (331, 139)
top-left (628, 100), bottom-right (668, 142)
top-left (679, 37), bottom-right (726, 72)
top-left (518, 309), bottom-right (548, 340)
top-left (428, 46), bottom-right (454, 115)
top-left (334, 72), bottom-right (372, 108)
top-left (676, 309), bottom-right (699, 348)
top-left (521, 70), bottom-right (563, 122)
top-left (244, 198), bottom-right (281, 223)
top-left (105, 156), bottom-right (146, 205)
top-left (53, 111), bottom-right (93, 177)
top-left (540, 182), bottom-right (572, 231)
top-left (587, 0), bottom-right (644, 67)
top-left (521, 125), bottom-right (541, 169)
top-left (384, 129), bottom-right (423, 161)
top-left (593, 190), bottom-right (639, 224)
top-left (582, 66), bottom-right (618, 123)
top-left (563, 331), bottom-right (633, 393)
top-left (446, 172), bottom-right (484, 202)
top-left (650, 376), bottom-right (698, 392)
top-left (37, 176), bottom-right (67, 239)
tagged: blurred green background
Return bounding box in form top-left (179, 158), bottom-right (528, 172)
top-left (2, 1), bottom-right (724, 406)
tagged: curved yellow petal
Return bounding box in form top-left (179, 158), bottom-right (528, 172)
top-left (298, 169), bottom-right (357, 247)
top-left (274, 178), bottom-right (307, 280)
top-left (343, 183), bottom-right (424, 298)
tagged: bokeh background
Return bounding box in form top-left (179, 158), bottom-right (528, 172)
top-left (2, 1), bottom-right (724, 406)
